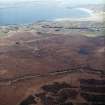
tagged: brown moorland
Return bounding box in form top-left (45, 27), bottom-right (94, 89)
top-left (0, 30), bottom-right (105, 105)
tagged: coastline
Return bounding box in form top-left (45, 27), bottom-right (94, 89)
top-left (0, 10), bottom-right (104, 27)
top-left (0, 10), bottom-right (104, 38)
top-left (54, 12), bottom-right (104, 22)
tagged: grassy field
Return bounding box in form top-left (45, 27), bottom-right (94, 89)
top-left (0, 31), bottom-right (7, 37)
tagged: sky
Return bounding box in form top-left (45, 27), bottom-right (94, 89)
top-left (0, 0), bottom-right (104, 8)
top-left (0, 0), bottom-right (103, 4)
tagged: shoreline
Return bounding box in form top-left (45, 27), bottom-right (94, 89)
top-left (54, 12), bottom-right (104, 22)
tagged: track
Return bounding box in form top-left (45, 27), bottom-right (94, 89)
top-left (0, 66), bottom-right (104, 86)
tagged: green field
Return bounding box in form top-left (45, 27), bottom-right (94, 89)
top-left (0, 31), bottom-right (7, 37)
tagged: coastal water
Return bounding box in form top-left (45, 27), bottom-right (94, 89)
top-left (0, 4), bottom-right (91, 25)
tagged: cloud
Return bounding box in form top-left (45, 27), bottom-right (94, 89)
top-left (0, 0), bottom-right (58, 5)
top-left (56, 0), bottom-right (103, 6)
top-left (0, 0), bottom-right (103, 7)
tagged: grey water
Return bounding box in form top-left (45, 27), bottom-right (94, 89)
top-left (0, 4), bottom-right (91, 25)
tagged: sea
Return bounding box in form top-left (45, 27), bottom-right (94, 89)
top-left (0, 3), bottom-right (92, 25)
